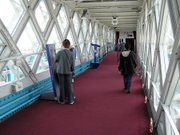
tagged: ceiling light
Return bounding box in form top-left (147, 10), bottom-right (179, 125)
top-left (112, 16), bottom-right (118, 25)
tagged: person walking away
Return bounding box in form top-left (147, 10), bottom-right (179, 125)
top-left (118, 43), bottom-right (137, 93)
top-left (55, 39), bottom-right (75, 104)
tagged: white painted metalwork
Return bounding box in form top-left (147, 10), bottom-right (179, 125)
top-left (137, 0), bottom-right (180, 134)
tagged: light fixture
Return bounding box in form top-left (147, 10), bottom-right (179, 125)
top-left (112, 16), bottom-right (118, 25)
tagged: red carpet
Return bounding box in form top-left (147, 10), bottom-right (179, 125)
top-left (0, 52), bottom-right (149, 135)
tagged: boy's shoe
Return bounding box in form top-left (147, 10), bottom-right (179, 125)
top-left (60, 101), bottom-right (65, 104)
top-left (69, 101), bottom-right (74, 105)
top-left (57, 99), bottom-right (65, 104)
top-left (57, 98), bottom-right (61, 104)
top-left (128, 90), bottom-right (130, 94)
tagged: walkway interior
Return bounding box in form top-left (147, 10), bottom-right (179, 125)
top-left (0, 52), bottom-right (149, 135)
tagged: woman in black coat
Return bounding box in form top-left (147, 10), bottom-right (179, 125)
top-left (118, 43), bottom-right (137, 93)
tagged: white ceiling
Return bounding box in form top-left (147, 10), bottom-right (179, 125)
top-left (62, 0), bottom-right (143, 31)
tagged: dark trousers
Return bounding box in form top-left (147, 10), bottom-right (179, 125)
top-left (58, 74), bottom-right (74, 103)
top-left (123, 74), bottom-right (132, 90)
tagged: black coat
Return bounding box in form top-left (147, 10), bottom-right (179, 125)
top-left (118, 50), bottom-right (137, 75)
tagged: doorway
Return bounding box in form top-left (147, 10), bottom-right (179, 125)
top-left (126, 38), bottom-right (135, 52)
top-left (115, 32), bottom-right (119, 51)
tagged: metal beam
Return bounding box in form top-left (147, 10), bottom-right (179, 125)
top-left (93, 16), bottom-right (139, 20)
top-left (72, 1), bottom-right (140, 8)
top-left (90, 12), bottom-right (139, 17)
top-left (88, 7), bottom-right (139, 13)
top-left (99, 20), bottom-right (137, 23)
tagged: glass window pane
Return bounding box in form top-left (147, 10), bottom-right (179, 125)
top-left (155, 0), bottom-right (162, 27)
top-left (86, 32), bottom-right (91, 52)
top-left (145, 26), bottom-right (150, 62)
top-left (82, 19), bottom-right (87, 38)
top-left (35, 0), bottom-right (50, 32)
top-left (94, 23), bottom-right (98, 37)
top-left (82, 51), bottom-right (86, 59)
top-left (67, 30), bottom-right (75, 47)
top-left (57, 6), bottom-right (69, 36)
top-left (17, 21), bottom-right (41, 54)
top-left (0, 0), bottom-right (25, 34)
top-left (92, 34), bottom-right (95, 44)
top-left (103, 26), bottom-right (105, 39)
top-left (89, 21), bottom-right (92, 36)
top-left (159, 3), bottom-right (174, 84)
top-left (24, 55), bottom-right (37, 69)
top-left (0, 60), bottom-right (24, 86)
top-left (47, 25), bottom-right (62, 50)
top-left (152, 57), bottom-right (161, 111)
top-left (74, 47), bottom-right (80, 66)
top-left (151, 20), bottom-right (156, 65)
top-left (147, 52), bottom-right (152, 74)
top-left (36, 53), bottom-right (49, 73)
top-left (78, 31), bottom-right (84, 52)
top-left (153, 85), bottom-right (160, 111)
top-left (170, 80), bottom-right (180, 132)
top-left (97, 38), bottom-right (100, 45)
top-left (154, 58), bottom-right (161, 91)
top-left (73, 12), bottom-right (80, 35)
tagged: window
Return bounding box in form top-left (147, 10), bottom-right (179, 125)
top-left (88, 48), bottom-right (93, 60)
top-left (143, 24), bottom-right (148, 62)
top-left (155, 0), bottom-right (162, 27)
top-left (36, 53), bottom-right (49, 73)
top-left (89, 21), bottom-right (92, 36)
top-left (159, 3), bottom-right (174, 84)
top-left (145, 25), bottom-right (150, 65)
top-left (24, 55), bottom-right (37, 69)
top-left (94, 23), bottom-right (98, 38)
top-left (86, 32), bottom-right (91, 52)
top-left (82, 19), bottom-right (87, 38)
top-left (78, 31), bottom-right (84, 52)
top-left (169, 61), bottom-right (180, 133)
top-left (47, 25), bottom-right (62, 50)
top-left (152, 58), bottom-right (161, 111)
top-left (0, 60), bottom-right (24, 86)
top-left (151, 20), bottom-right (156, 65)
top-left (73, 12), bottom-right (80, 35)
top-left (170, 80), bottom-right (180, 133)
top-left (74, 47), bottom-right (80, 66)
top-left (17, 21), bottom-right (41, 54)
top-left (92, 34), bottom-right (95, 44)
top-left (67, 30), bottom-right (75, 47)
top-left (141, 25), bottom-right (145, 60)
top-left (107, 29), bottom-right (110, 41)
top-left (0, 0), bottom-right (25, 34)
top-left (103, 26), bottom-right (105, 40)
top-left (154, 58), bottom-right (161, 91)
top-left (57, 6), bottom-right (69, 36)
top-left (147, 51), bottom-right (152, 74)
top-left (35, 0), bottom-right (50, 32)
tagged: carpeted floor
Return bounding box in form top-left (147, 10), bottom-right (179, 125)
top-left (0, 52), bottom-right (149, 135)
